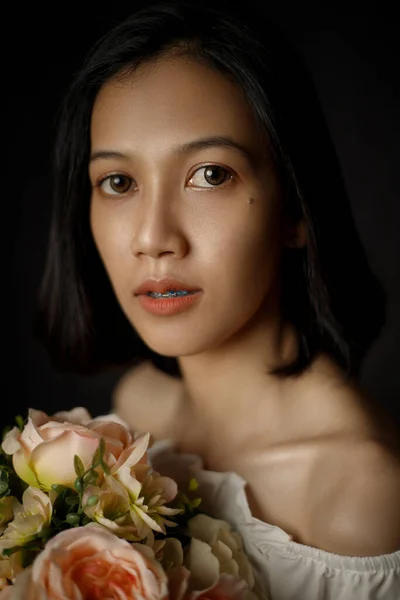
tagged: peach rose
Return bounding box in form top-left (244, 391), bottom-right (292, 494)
top-left (10, 526), bottom-right (169, 600)
top-left (0, 586), bottom-right (12, 599)
top-left (1, 408), bottom-right (149, 490)
top-left (168, 569), bottom-right (254, 600)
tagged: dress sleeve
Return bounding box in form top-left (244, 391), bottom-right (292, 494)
top-left (147, 440), bottom-right (400, 599)
top-left (258, 537), bottom-right (400, 600)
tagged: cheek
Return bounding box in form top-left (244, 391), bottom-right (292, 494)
top-left (211, 202), bottom-right (283, 291)
top-left (90, 202), bottom-right (132, 287)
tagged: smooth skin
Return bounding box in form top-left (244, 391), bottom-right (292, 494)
top-left (89, 53), bottom-right (400, 556)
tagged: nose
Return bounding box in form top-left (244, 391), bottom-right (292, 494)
top-left (130, 191), bottom-right (188, 260)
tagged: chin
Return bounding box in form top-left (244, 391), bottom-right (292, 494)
top-left (138, 335), bottom-right (207, 358)
top-left (132, 321), bottom-right (229, 358)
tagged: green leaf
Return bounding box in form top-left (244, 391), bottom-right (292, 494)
top-left (91, 448), bottom-right (101, 469)
top-left (0, 469), bottom-right (9, 482)
top-left (74, 455), bottom-right (85, 479)
top-left (51, 484), bottom-right (66, 494)
top-left (2, 546), bottom-right (22, 557)
top-left (188, 478), bottom-right (199, 492)
top-left (82, 515), bottom-right (92, 526)
top-left (66, 513), bottom-right (80, 525)
top-left (21, 548), bottom-right (35, 569)
top-left (99, 438), bottom-right (106, 460)
top-left (0, 480), bottom-right (8, 496)
top-left (100, 460), bottom-right (110, 475)
top-left (1, 425), bottom-right (12, 441)
top-left (190, 497), bottom-right (202, 508)
top-left (86, 495), bottom-right (99, 507)
top-left (15, 416), bottom-right (25, 431)
top-left (83, 469), bottom-right (99, 485)
top-left (51, 515), bottom-right (62, 528)
top-left (74, 479), bottom-right (83, 493)
top-left (37, 526), bottom-right (50, 540)
top-left (22, 541), bottom-right (43, 552)
top-left (65, 495), bottom-right (79, 506)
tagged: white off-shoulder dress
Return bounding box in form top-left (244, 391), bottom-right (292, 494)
top-left (148, 440), bottom-right (400, 600)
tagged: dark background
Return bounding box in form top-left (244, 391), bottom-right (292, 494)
top-left (6, 2), bottom-right (399, 430)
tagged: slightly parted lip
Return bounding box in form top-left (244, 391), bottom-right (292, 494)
top-left (134, 277), bottom-right (202, 296)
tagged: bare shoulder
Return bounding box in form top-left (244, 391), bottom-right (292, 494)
top-left (305, 438), bottom-right (400, 556)
top-left (112, 361), bottom-right (184, 440)
top-left (296, 357), bottom-right (400, 554)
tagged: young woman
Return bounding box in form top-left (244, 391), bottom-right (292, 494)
top-left (36, 1), bottom-right (400, 597)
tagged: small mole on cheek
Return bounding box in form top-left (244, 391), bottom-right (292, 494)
top-left (247, 198), bottom-right (255, 204)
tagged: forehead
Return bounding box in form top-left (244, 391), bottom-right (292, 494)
top-left (91, 55), bottom-right (264, 153)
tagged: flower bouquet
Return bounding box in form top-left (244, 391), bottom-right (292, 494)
top-left (0, 408), bottom-right (258, 599)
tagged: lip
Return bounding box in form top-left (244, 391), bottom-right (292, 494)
top-left (137, 290), bottom-right (203, 316)
top-left (134, 277), bottom-right (202, 296)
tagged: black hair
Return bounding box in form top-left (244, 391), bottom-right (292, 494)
top-left (35, 0), bottom-right (386, 380)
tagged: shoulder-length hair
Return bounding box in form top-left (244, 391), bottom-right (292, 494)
top-left (35, 0), bottom-right (386, 379)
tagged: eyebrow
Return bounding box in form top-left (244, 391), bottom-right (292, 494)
top-left (175, 136), bottom-right (255, 162)
top-left (89, 136), bottom-right (256, 164)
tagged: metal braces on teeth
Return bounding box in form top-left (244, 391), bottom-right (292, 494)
top-left (147, 290), bottom-right (190, 298)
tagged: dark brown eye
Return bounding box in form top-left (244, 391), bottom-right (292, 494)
top-left (203, 166), bottom-right (230, 186)
top-left (100, 174), bottom-right (133, 195)
top-left (188, 165), bottom-right (232, 188)
top-left (109, 174), bottom-right (132, 193)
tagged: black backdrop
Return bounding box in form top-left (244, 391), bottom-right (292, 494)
top-left (6, 2), bottom-right (399, 430)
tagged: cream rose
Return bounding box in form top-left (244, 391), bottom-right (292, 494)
top-left (1, 408), bottom-right (148, 490)
top-left (185, 515), bottom-right (255, 591)
top-left (0, 498), bottom-right (14, 534)
top-left (0, 488), bottom-right (52, 552)
top-left (0, 552), bottom-right (23, 593)
top-left (10, 526), bottom-right (169, 600)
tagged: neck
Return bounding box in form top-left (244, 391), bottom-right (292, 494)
top-left (177, 305), bottom-right (299, 436)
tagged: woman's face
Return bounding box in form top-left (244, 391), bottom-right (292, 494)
top-left (89, 54), bottom-right (290, 357)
